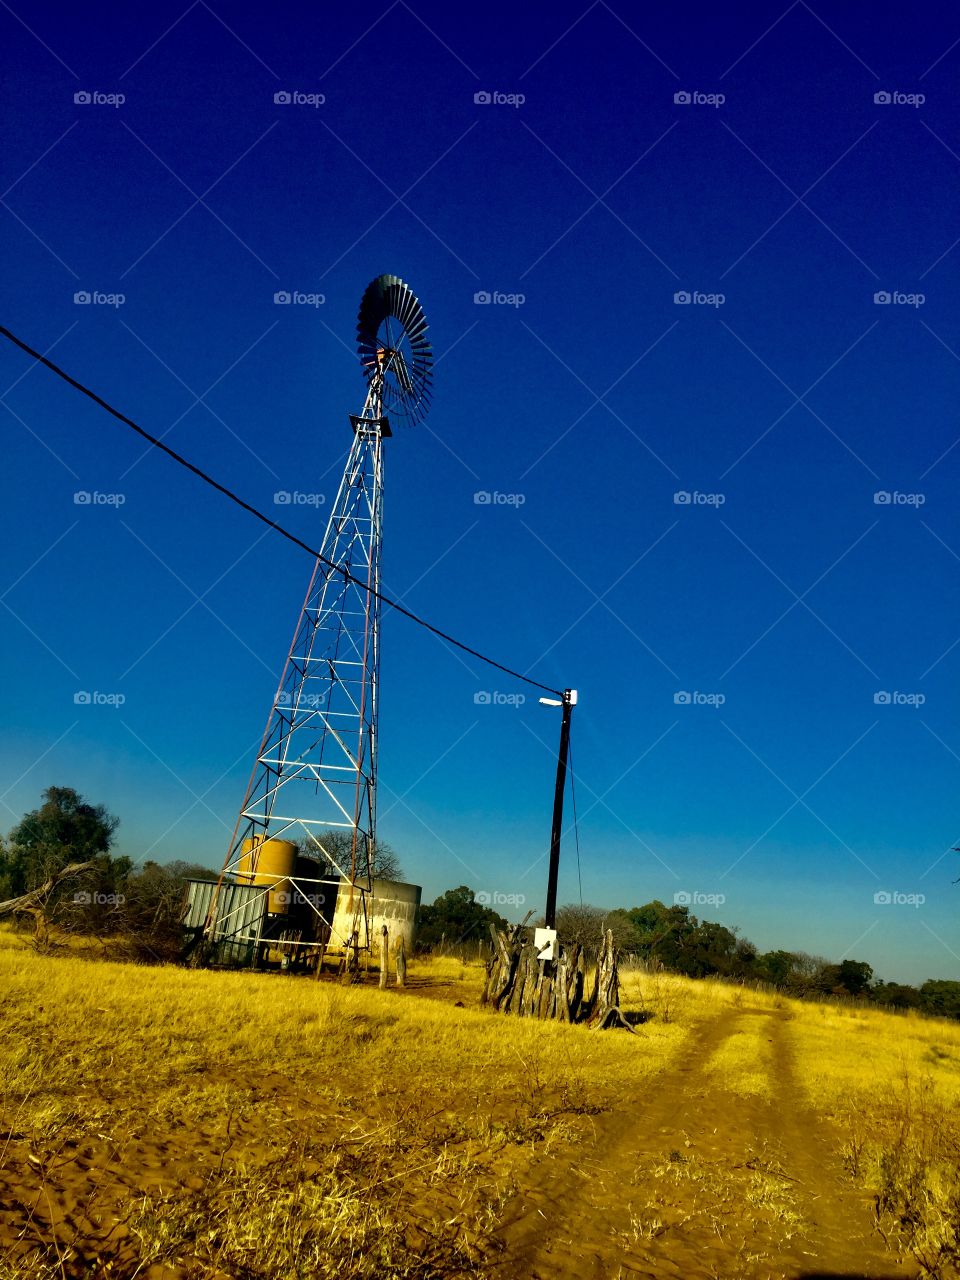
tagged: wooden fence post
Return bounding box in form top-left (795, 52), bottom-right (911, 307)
top-left (379, 924), bottom-right (389, 989)
top-left (340, 930), bottom-right (361, 984)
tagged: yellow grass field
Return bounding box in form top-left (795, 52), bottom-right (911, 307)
top-left (1, 927), bottom-right (958, 1279)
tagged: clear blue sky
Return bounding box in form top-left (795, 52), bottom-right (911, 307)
top-left (1, 0), bottom-right (959, 984)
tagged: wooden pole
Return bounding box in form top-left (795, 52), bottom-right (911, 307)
top-left (340, 930), bottom-right (361, 984)
top-left (379, 924), bottom-right (389, 989)
top-left (544, 690), bottom-right (576, 929)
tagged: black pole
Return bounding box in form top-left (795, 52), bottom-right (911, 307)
top-left (544, 689), bottom-right (575, 930)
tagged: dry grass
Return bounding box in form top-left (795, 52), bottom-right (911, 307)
top-left (0, 929), bottom-right (695, 1278)
top-left (3, 924), bottom-right (960, 1278)
top-left (787, 998), bottom-right (960, 1274)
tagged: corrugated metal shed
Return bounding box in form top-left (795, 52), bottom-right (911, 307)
top-left (183, 878), bottom-right (266, 937)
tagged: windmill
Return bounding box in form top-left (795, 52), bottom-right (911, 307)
top-left (199, 275), bottom-right (432, 967)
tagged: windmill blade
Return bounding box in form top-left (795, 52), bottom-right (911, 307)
top-left (357, 274), bottom-right (433, 425)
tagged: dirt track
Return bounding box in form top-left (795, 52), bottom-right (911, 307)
top-left (493, 1006), bottom-right (918, 1280)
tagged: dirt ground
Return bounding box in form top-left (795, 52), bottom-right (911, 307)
top-left (0, 960), bottom-right (941, 1280)
top-left (492, 1006), bottom-right (919, 1280)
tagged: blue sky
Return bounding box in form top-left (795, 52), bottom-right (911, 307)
top-left (1, 0), bottom-right (959, 984)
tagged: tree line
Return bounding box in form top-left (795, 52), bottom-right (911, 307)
top-left (0, 786), bottom-right (403, 960)
top-left (415, 886), bottom-right (960, 1020)
top-left (2, 787), bottom-right (956, 1020)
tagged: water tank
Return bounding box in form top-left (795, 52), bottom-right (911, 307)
top-left (329, 877), bottom-right (421, 952)
top-left (237, 836), bottom-right (296, 915)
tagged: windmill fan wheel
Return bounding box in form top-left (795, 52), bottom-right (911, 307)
top-left (357, 274), bottom-right (432, 425)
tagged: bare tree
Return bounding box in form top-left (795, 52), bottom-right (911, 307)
top-left (295, 832), bottom-right (404, 882)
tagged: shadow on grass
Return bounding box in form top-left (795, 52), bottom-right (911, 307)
top-left (623, 1009), bottom-right (653, 1026)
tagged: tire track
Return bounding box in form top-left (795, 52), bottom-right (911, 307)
top-left (490, 1006), bottom-right (917, 1280)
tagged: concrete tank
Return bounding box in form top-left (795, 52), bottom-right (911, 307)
top-left (237, 836), bottom-right (296, 915)
top-left (329, 877), bottom-right (421, 952)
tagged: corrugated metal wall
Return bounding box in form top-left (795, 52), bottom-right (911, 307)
top-left (183, 878), bottom-right (266, 937)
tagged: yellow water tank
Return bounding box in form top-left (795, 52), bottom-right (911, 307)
top-left (238, 836), bottom-right (297, 915)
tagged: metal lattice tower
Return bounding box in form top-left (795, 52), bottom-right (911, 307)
top-left (203, 275), bottom-right (431, 960)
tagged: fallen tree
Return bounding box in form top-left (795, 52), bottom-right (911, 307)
top-left (0, 860), bottom-right (95, 944)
